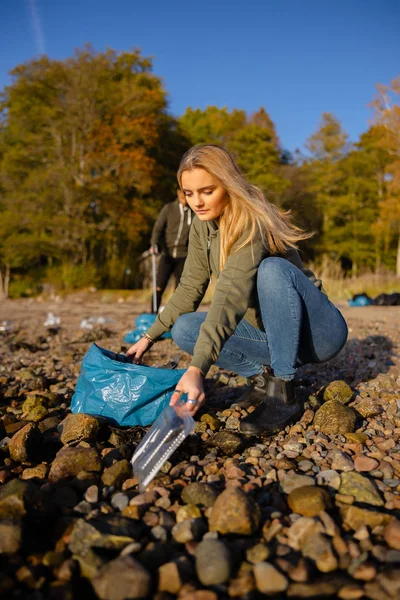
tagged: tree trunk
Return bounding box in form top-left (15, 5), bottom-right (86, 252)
top-left (0, 264), bottom-right (10, 300)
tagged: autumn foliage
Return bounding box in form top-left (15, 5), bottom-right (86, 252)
top-left (0, 48), bottom-right (399, 298)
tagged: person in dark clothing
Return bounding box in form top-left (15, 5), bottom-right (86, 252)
top-left (150, 190), bottom-right (193, 312)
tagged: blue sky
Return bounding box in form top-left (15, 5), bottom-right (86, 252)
top-left (1, 0), bottom-right (399, 151)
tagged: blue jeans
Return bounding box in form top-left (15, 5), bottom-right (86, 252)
top-left (170, 257), bottom-right (348, 381)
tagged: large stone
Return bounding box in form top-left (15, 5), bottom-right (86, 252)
top-left (158, 557), bottom-right (194, 594)
top-left (353, 398), bottom-right (381, 418)
top-left (316, 470), bottom-right (341, 490)
top-left (21, 463), bottom-right (49, 481)
top-left (313, 401), bottom-right (356, 434)
top-left (339, 472), bottom-right (383, 506)
top-left (287, 517), bottom-right (324, 551)
top-left (21, 395), bottom-right (49, 422)
top-left (9, 423), bottom-right (42, 463)
top-left (92, 555), bottom-right (151, 600)
top-left (200, 414), bottom-right (221, 431)
top-left (69, 517), bottom-right (143, 559)
top-left (280, 473), bottom-right (315, 494)
top-left (340, 505), bottom-right (393, 531)
top-left (195, 539), bottom-right (231, 586)
top-left (0, 479), bottom-right (37, 519)
top-left (384, 519), bottom-right (400, 550)
top-left (253, 562), bottom-right (288, 595)
top-left (172, 519), bottom-right (206, 543)
top-left (181, 482), bottom-right (218, 507)
top-left (209, 487), bottom-right (260, 535)
top-left (59, 413), bottom-right (103, 445)
top-left (207, 431), bottom-right (243, 456)
top-left (101, 459), bottom-right (131, 488)
top-left (0, 520), bottom-right (22, 554)
top-left (49, 446), bottom-right (101, 482)
top-left (329, 450), bottom-right (354, 472)
top-left (323, 381), bottom-right (353, 404)
top-left (302, 532), bottom-right (338, 572)
top-left (288, 486), bottom-right (332, 517)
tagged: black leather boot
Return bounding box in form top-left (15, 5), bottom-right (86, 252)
top-left (234, 367), bottom-right (273, 409)
top-left (240, 376), bottom-right (302, 436)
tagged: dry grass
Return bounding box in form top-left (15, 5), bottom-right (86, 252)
top-left (308, 256), bottom-right (400, 301)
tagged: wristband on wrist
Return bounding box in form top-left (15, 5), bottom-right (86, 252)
top-left (141, 332), bottom-right (154, 344)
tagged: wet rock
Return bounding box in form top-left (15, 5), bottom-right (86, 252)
top-left (181, 482), bottom-right (218, 507)
top-left (323, 380), bottom-right (353, 404)
top-left (92, 555), bottom-right (151, 600)
top-left (384, 519), bottom-right (400, 550)
top-left (195, 539), bottom-right (231, 585)
top-left (207, 431), bottom-right (243, 456)
top-left (49, 446), bottom-right (101, 482)
top-left (313, 401), bottom-right (356, 434)
top-left (288, 485), bottom-right (332, 517)
top-left (253, 562), bottom-right (288, 594)
top-left (101, 459), bottom-right (131, 488)
top-left (9, 423), bottom-right (42, 463)
top-left (209, 487), bottom-right (260, 535)
top-left (280, 473), bottom-right (315, 494)
top-left (0, 520), bottom-right (22, 554)
top-left (59, 413), bottom-right (103, 445)
top-left (339, 472), bottom-right (383, 506)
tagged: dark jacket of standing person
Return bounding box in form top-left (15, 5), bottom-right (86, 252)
top-left (151, 199), bottom-right (192, 259)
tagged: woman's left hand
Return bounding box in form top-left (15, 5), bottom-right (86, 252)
top-left (169, 366), bottom-right (205, 417)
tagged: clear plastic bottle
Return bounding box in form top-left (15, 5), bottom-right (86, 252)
top-left (131, 402), bottom-right (195, 491)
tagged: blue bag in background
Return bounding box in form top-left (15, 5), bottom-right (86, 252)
top-left (123, 313), bottom-right (171, 344)
top-left (348, 293), bottom-right (373, 307)
top-left (71, 344), bottom-right (185, 427)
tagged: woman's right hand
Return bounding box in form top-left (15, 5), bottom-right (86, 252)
top-left (126, 337), bottom-right (153, 364)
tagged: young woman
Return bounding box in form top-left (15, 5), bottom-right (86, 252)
top-left (127, 145), bottom-right (348, 436)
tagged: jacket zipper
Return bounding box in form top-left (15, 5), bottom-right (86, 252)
top-left (172, 204), bottom-right (185, 258)
top-left (206, 238), bottom-right (212, 282)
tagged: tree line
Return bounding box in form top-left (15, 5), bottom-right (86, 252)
top-left (0, 46), bottom-right (399, 298)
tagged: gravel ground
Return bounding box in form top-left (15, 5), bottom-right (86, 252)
top-left (0, 296), bottom-right (399, 600)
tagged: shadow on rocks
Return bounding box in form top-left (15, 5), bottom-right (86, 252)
top-left (297, 335), bottom-right (395, 389)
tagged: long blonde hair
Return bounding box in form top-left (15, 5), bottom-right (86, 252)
top-left (177, 144), bottom-right (311, 269)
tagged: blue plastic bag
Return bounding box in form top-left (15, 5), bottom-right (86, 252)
top-left (71, 344), bottom-right (186, 427)
top-left (123, 313), bottom-right (171, 344)
top-left (348, 294), bottom-right (372, 307)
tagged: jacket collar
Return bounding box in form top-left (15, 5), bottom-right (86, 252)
top-left (206, 220), bottom-right (219, 237)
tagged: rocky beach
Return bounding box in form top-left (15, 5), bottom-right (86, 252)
top-left (0, 296), bottom-right (399, 600)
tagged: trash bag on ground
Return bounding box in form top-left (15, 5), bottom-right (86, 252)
top-left (71, 344), bottom-right (186, 427)
top-left (348, 293), bottom-right (373, 307)
top-left (123, 312), bottom-right (171, 344)
top-left (372, 292), bottom-right (400, 306)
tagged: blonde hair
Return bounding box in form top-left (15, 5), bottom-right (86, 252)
top-left (177, 144), bottom-right (311, 269)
